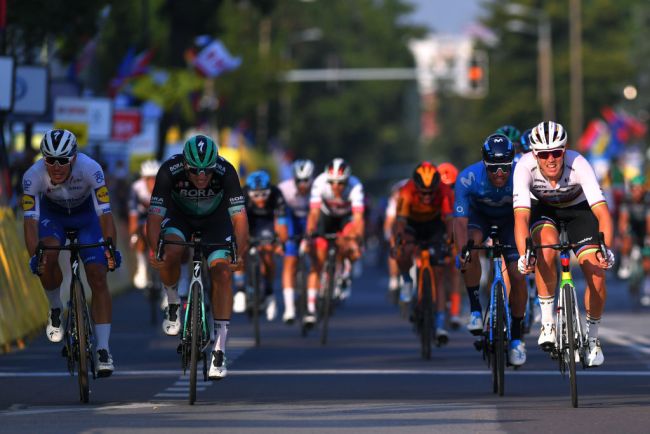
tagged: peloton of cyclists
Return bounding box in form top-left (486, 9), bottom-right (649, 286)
top-left (22, 129), bottom-right (121, 376)
top-left (514, 121), bottom-right (614, 367)
top-left (453, 134), bottom-right (528, 366)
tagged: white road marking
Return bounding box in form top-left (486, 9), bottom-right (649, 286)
top-left (0, 402), bottom-right (173, 416)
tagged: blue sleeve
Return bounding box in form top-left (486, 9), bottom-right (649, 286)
top-left (453, 167), bottom-right (472, 218)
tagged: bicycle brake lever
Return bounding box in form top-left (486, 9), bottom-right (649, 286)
top-left (156, 237), bottom-right (164, 262)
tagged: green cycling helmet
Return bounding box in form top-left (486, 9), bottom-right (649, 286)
top-left (495, 125), bottom-right (521, 143)
top-left (630, 174), bottom-right (645, 186)
top-left (183, 134), bottom-right (218, 169)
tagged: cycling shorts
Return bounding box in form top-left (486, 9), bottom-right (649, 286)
top-left (404, 218), bottom-right (448, 265)
top-left (531, 200), bottom-right (600, 257)
top-left (285, 212), bottom-right (307, 257)
top-left (468, 211), bottom-right (518, 263)
top-left (314, 213), bottom-right (354, 251)
top-left (161, 207), bottom-right (233, 265)
top-left (39, 203), bottom-right (106, 266)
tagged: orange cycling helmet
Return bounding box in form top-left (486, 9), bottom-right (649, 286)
top-left (437, 162), bottom-right (458, 186)
top-left (413, 161), bottom-right (440, 192)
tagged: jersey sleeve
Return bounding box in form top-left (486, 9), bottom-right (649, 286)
top-left (350, 182), bottom-right (365, 213)
top-left (396, 188), bottom-right (410, 219)
top-left (309, 175), bottom-right (324, 209)
top-left (273, 186), bottom-right (288, 222)
top-left (512, 161), bottom-right (533, 211)
top-left (21, 165), bottom-right (41, 220)
top-left (440, 184), bottom-right (453, 218)
top-left (222, 163), bottom-right (245, 217)
top-left (86, 161), bottom-right (112, 216)
top-left (574, 154), bottom-right (607, 209)
top-left (453, 167), bottom-right (472, 218)
top-left (149, 165), bottom-right (174, 217)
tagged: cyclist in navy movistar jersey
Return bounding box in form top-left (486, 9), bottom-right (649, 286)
top-left (233, 170), bottom-right (289, 321)
top-left (453, 134), bottom-right (528, 366)
top-left (22, 129), bottom-right (121, 376)
top-left (278, 159), bottom-right (314, 323)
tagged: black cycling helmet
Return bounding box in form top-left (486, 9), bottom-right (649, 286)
top-left (519, 128), bottom-right (533, 153)
top-left (482, 134), bottom-right (515, 164)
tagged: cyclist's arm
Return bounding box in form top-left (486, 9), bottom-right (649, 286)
top-left (146, 213), bottom-right (163, 254)
top-left (512, 161), bottom-right (533, 256)
top-left (351, 208), bottom-right (365, 239)
top-left (514, 208), bottom-right (531, 256)
top-left (128, 213), bottom-right (139, 240)
top-left (306, 206), bottom-right (320, 235)
top-left (349, 181), bottom-right (365, 238)
top-left (617, 207), bottom-right (629, 237)
top-left (23, 217), bottom-right (39, 257)
top-left (273, 186), bottom-right (289, 243)
top-left (275, 218), bottom-right (289, 243)
top-left (98, 213), bottom-right (117, 245)
top-left (453, 217), bottom-right (469, 253)
top-left (231, 209), bottom-right (249, 259)
top-left (591, 202), bottom-right (613, 248)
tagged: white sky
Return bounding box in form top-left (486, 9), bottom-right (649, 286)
top-left (405, 0), bottom-right (484, 34)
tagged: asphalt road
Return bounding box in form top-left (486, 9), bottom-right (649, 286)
top-left (1, 253), bottom-right (649, 434)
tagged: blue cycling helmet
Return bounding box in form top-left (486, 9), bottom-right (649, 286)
top-left (495, 125), bottom-right (521, 143)
top-left (519, 128), bottom-right (533, 153)
top-left (482, 134), bottom-right (515, 164)
top-left (246, 170), bottom-right (271, 191)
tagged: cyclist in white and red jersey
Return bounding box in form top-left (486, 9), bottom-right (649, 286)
top-left (22, 129), bottom-right (121, 376)
top-left (305, 158), bottom-right (365, 324)
top-left (513, 121), bottom-right (614, 367)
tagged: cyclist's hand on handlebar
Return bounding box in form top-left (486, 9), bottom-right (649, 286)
top-left (105, 249), bottom-right (122, 271)
top-left (598, 248), bottom-right (615, 269)
top-left (230, 257), bottom-right (245, 272)
top-left (517, 255), bottom-right (534, 275)
top-left (455, 253), bottom-right (469, 271)
top-left (149, 249), bottom-right (165, 269)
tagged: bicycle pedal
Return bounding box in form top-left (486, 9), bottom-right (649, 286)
top-left (436, 335), bottom-right (449, 346)
top-left (540, 342), bottom-right (555, 352)
top-left (473, 339), bottom-right (483, 352)
top-left (469, 329), bottom-right (483, 337)
top-left (176, 343), bottom-right (183, 355)
top-left (96, 369), bottom-right (113, 379)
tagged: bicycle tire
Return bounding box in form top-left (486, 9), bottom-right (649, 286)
top-left (420, 267), bottom-right (433, 360)
top-left (73, 278), bottom-right (90, 403)
top-left (564, 284), bottom-right (578, 408)
top-left (189, 281), bottom-right (201, 405)
top-left (296, 255), bottom-right (308, 337)
top-left (320, 257), bottom-right (336, 345)
top-left (252, 256), bottom-right (261, 347)
top-left (495, 282), bottom-right (506, 396)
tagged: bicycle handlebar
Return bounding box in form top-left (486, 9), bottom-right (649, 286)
top-left (156, 236), bottom-right (237, 264)
top-left (35, 237), bottom-right (117, 275)
top-left (460, 238), bottom-right (513, 264)
top-left (524, 231), bottom-right (608, 267)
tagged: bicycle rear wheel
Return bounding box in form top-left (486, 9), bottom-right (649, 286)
top-left (189, 281), bottom-right (201, 405)
top-left (564, 284), bottom-right (578, 408)
top-left (296, 255), bottom-right (308, 337)
top-left (494, 283), bottom-right (506, 396)
top-left (320, 259), bottom-right (336, 345)
top-left (420, 268), bottom-right (433, 360)
top-left (73, 279), bottom-right (90, 403)
top-left (252, 258), bottom-right (261, 347)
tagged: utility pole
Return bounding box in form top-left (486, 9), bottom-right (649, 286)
top-left (569, 0), bottom-right (583, 142)
top-left (256, 16), bottom-right (271, 150)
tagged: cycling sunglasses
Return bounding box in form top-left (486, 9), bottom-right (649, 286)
top-left (327, 180), bottom-right (347, 186)
top-left (44, 156), bottom-right (72, 166)
top-left (535, 149), bottom-right (565, 160)
top-left (249, 189), bottom-right (271, 200)
top-left (485, 162), bottom-right (511, 174)
top-left (186, 165), bottom-right (215, 176)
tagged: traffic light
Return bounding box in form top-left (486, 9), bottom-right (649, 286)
top-left (466, 50), bottom-right (488, 97)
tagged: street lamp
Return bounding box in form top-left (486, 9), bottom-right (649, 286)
top-left (505, 3), bottom-right (555, 121)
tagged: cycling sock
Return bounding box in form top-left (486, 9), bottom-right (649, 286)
top-left (538, 295), bottom-right (555, 324)
top-left (307, 288), bottom-right (318, 313)
top-left (511, 316), bottom-right (524, 340)
top-left (163, 282), bottom-right (180, 305)
top-left (586, 315), bottom-right (601, 340)
top-left (388, 276), bottom-right (399, 291)
top-left (44, 288), bottom-right (63, 310)
top-left (283, 288), bottom-right (295, 313)
top-left (95, 323), bottom-right (111, 351)
top-left (136, 252), bottom-right (147, 273)
top-left (436, 311), bottom-right (446, 329)
top-left (465, 285), bottom-right (481, 312)
top-left (178, 262), bottom-right (190, 298)
top-left (213, 320), bottom-right (229, 352)
top-left (401, 272), bottom-right (413, 283)
top-left (450, 292), bottom-right (461, 316)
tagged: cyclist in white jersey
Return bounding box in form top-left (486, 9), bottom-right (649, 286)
top-left (21, 129), bottom-right (120, 376)
top-left (129, 160), bottom-right (159, 289)
top-left (278, 159), bottom-right (314, 323)
top-left (513, 121), bottom-right (614, 367)
top-left (304, 158), bottom-right (365, 324)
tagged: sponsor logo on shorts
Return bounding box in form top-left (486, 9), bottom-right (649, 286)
top-left (22, 194), bottom-right (36, 211)
top-left (95, 186), bottom-right (110, 203)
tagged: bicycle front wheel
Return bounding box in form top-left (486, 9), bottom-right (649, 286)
top-left (189, 281), bottom-right (201, 405)
top-left (73, 279), bottom-right (90, 403)
top-left (563, 284), bottom-right (578, 408)
top-left (320, 259), bottom-right (336, 345)
top-left (420, 268), bottom-right (433, 360)
top-left (494, 282), bottom-right (506, 397)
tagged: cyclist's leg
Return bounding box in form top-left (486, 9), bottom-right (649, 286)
top-left (281, 213), bottom-right (302, 321)
top-left (462, 214), bottom-right (489, 333)
top-left (395, 228), bottom-right (416, 302)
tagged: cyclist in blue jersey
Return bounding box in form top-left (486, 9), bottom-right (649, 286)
top-left (453, 134), bottom-right (528, 366)
top-left (278, 159), bottom-right (314, 323)
top-left (22, 129), bottom-right (121, 376)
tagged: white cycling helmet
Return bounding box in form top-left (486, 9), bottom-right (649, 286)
top-left (40, 129), bottom-right (77, 158)
top-left (140, 159), bottom-right (161, 177)
top-left (325, 158), bottom-right (351, 183)
top-left (530, 121), bottom-right (568, 152)
top-left (292, 159), bottom-right (314, 181)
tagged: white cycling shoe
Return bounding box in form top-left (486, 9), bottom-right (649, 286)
top-left (96, 349), bottom-right (114, 377)
top-left (264, 296), bottom-right (277, 321)
top-left (585, 338), bottom-right (604, 367)
top-left (538, 322), bottom-right (556, 351)
top-left (46, 308), bottom-right (64, 343)
top-left (208, 350), bottom-right (227, 380)
top-left (466, 311), bottom-right (483, 336)
top-left (233, 291), bottom-right (246, 313)
top-left (162, 304), bottom-right (181, 336)
top-left (508, 340), bottom-right (527, 366)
